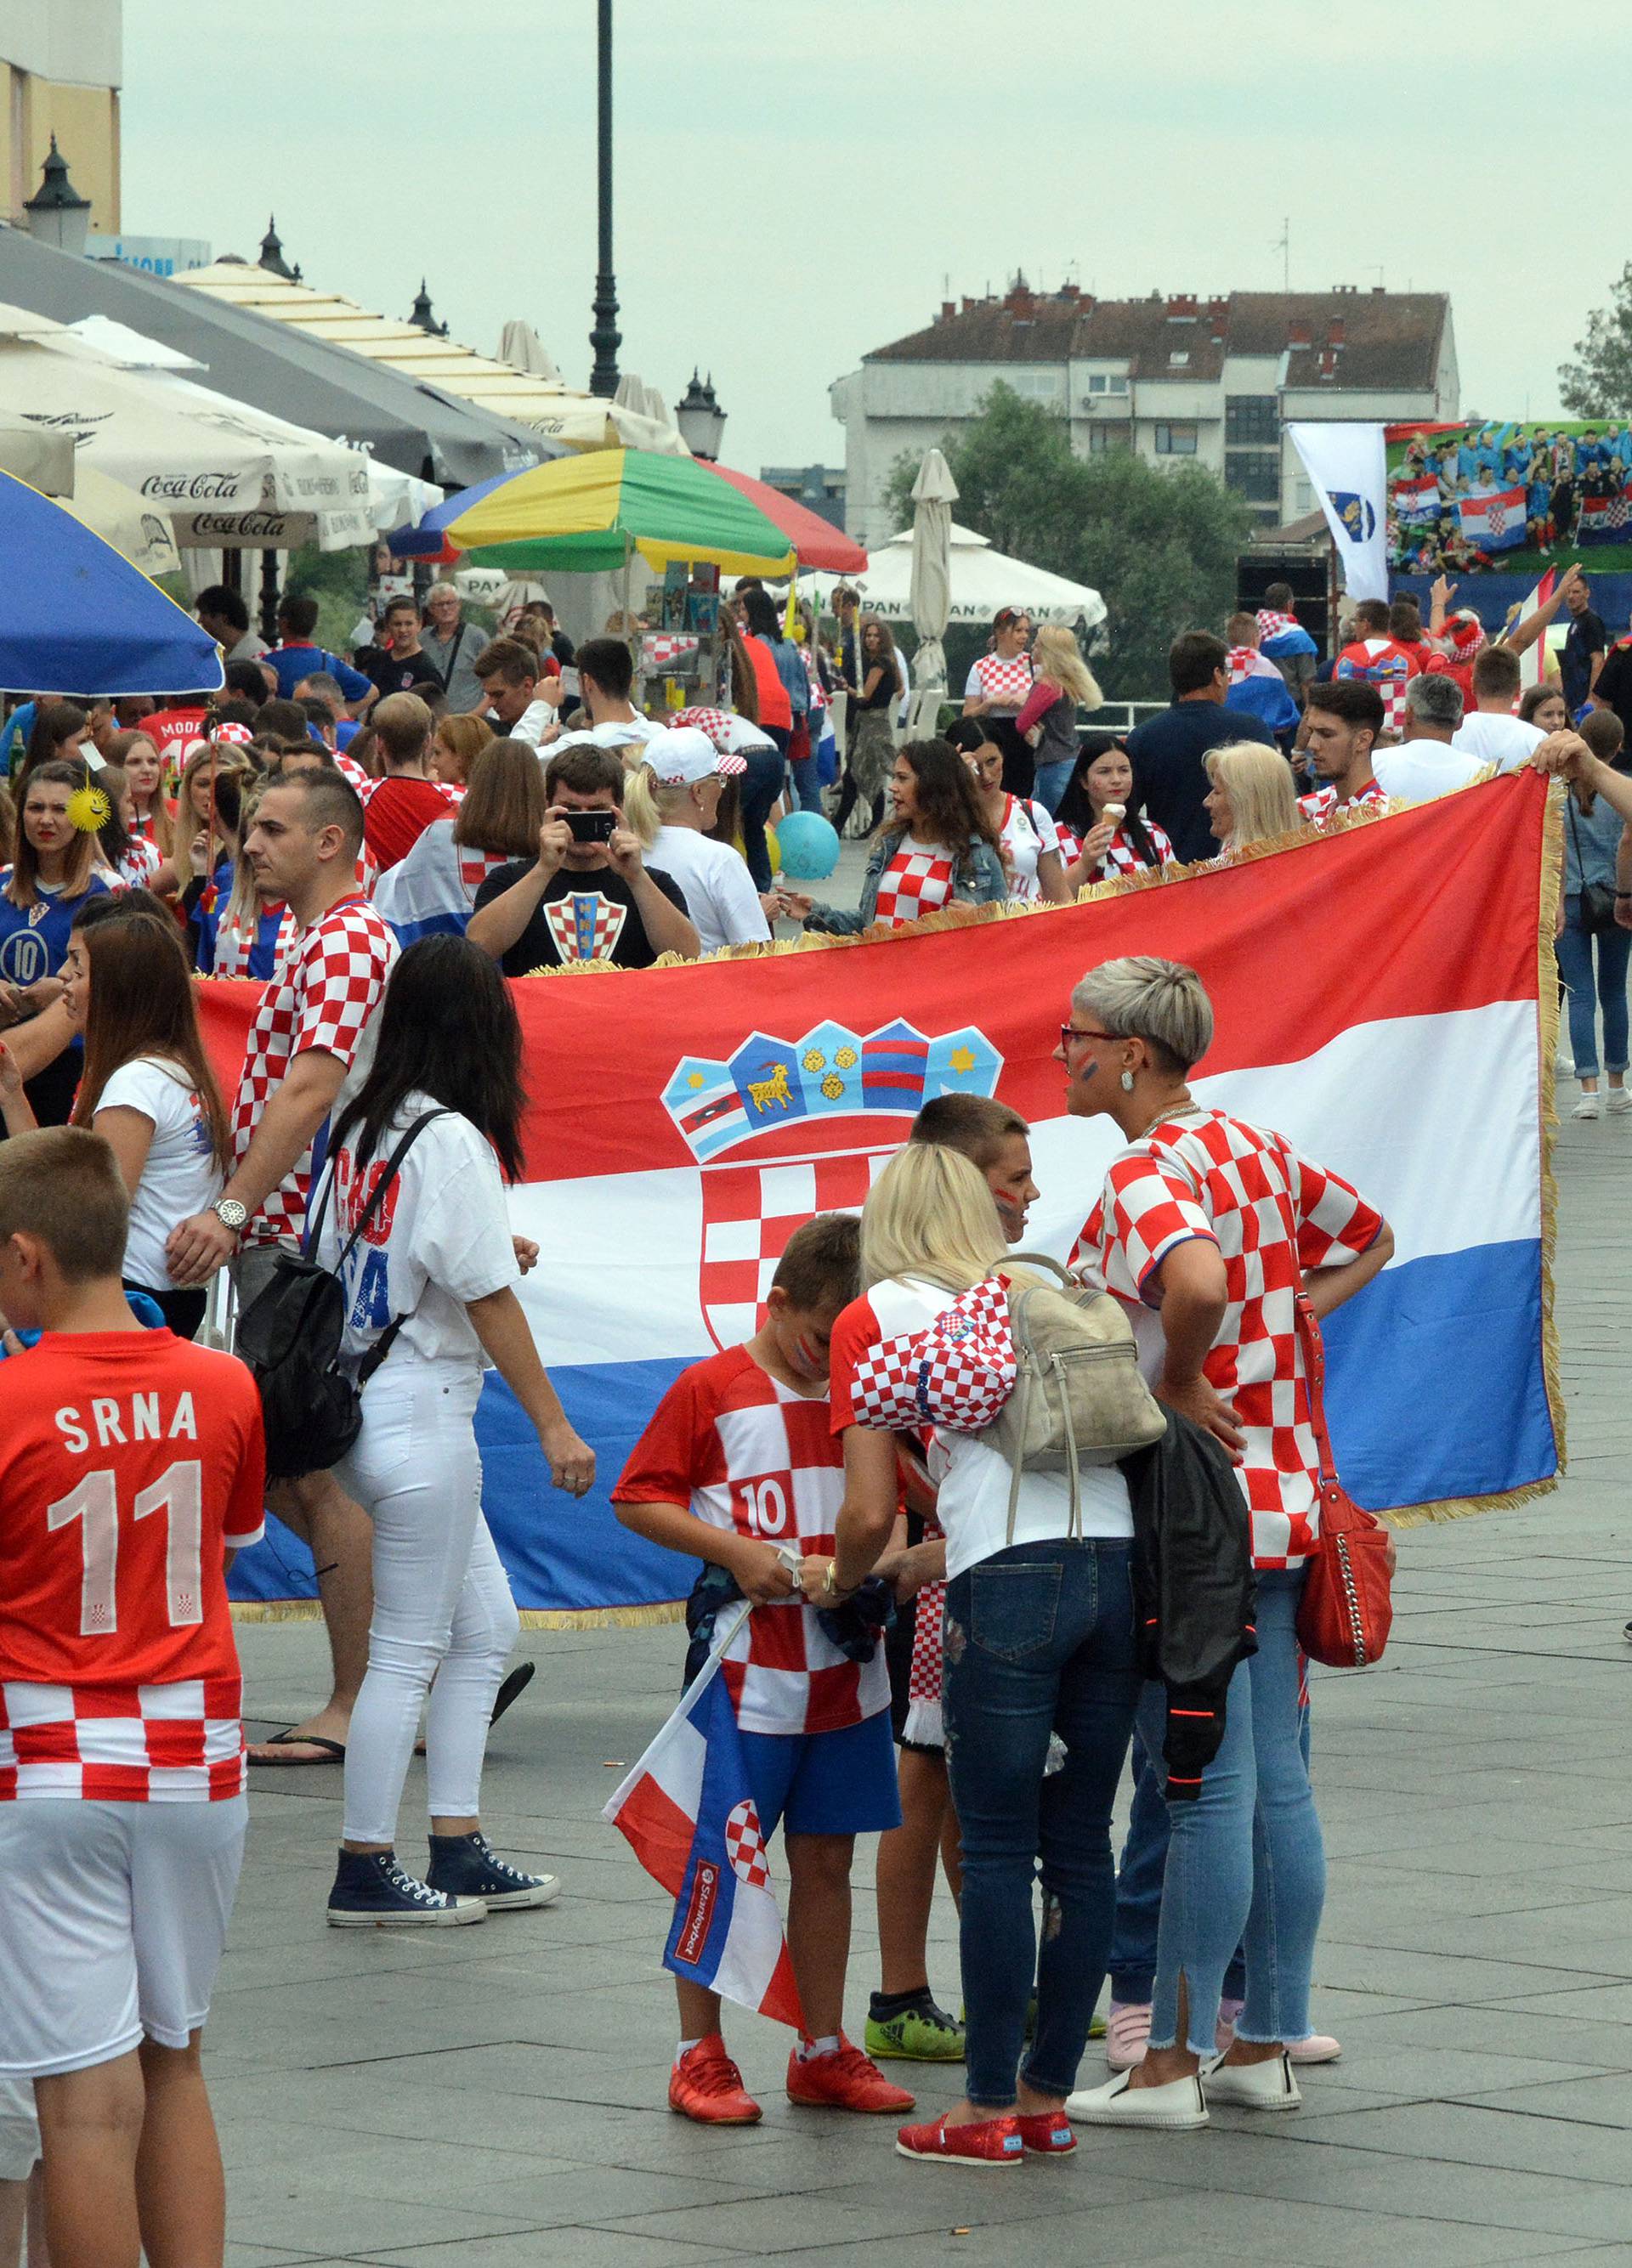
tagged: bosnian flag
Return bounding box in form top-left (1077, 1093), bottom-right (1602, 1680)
top-left (1457, 484), bottom-right (1528, 551)
top-left (370, 817), bottom-right (508, 944)
top-left (604, 1603), bottom-right (803, 2028)
top-left (1394, 472), bottom-right (1442, 527)
top-left (204, 774), bottom-right (1562, 1620)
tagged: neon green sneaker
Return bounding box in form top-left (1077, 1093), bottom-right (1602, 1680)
top-left (864, 1998), bottom-right (966, 2062)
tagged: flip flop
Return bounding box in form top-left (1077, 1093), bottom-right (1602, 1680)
top-left (413, 1664), bottom-right (536, 1756)
top-left (247, 1730), bottom-right (346, 1766)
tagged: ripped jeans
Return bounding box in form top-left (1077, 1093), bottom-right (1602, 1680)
top-left (942, 1541), bottom-right (1141, 2109)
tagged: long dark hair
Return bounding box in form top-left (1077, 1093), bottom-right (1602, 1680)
top-left (331, 935), bottom-right (527, 1184)
top-left (21, 701), bottom-right (88, 785)
top-left (739, 586), bottom-right (783, 643)
top-left (1056, 734), bottom-right (1161, 868)
top-left (885, 738), bottom-right (1000, 866)
top-left (69, 905), bottom-right (231, 1168)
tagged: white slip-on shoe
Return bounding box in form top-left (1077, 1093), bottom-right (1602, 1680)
top-left (1066, 2067), bottom-right (1208, 2129)
top-left (1573, 1092), bottom-right (1604, 1119)
top-left (1608, 1087), bottom-right (1631, 1115)
top-left (1202, 2050), bottom-right (1301, 2111)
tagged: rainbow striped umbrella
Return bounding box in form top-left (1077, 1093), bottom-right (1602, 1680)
top-left (413, 447), bottom-right (798, 575)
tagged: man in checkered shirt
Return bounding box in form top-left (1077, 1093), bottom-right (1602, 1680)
top-left (167, 767), bottom-right (397, 1770)
top-left (1296, 682), bottom-right (1389, 826)
top-left (0, 1129), bottom-right (265, 2264)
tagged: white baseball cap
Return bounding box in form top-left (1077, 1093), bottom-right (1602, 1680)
top-left (641, 726), bottom-right (746, 784)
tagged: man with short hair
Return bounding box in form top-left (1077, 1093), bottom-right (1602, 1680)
top-left (361, 693), bottom-right (456, 871)
top-left (420, 584), bottom-right (491, 715)
top-left (196, 582), bottom-right (268, 663)
top-left (1298, 683), bottom-right (1387, 821)
top-left (468, 742), bottom-right (699, 971)
top-left (364, 599), bottom-right (445, 699)
top-left (1222, 613), bottom-right (1299, 738)
top-left (1125, 631), bottom-right (1250, 863)
top-left (1373, 674), bottom-right (1483, 801)
top-left (1451, 647), bottom-right (1546, 772)
top-left (1335, 599), bottom-right (1418, 734)
top-left (474, 637), bottom-right (564, 748)
top-left (1564, 573), bottom-right (1609, 715)
top-left (1387, 598), bottom-right (1429, 674)
top-left (167, 769), bottom-right (397, 1768)
top-left (578, 636), bottom-right (666, 747)
top-left (264, 593), bottom-right (374, 708)
top-left (1255, 581), bottom-right (1318, 698)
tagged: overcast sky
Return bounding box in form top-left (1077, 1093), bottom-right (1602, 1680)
top-left (121, 1), bottom-right (1627, 488)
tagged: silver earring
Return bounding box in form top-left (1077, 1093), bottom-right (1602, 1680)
top-left (1120, 1069), bottom-right (1136, 1093)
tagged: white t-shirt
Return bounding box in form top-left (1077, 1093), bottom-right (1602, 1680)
top-left (1371, 741), bottom-right (1488, 803)
top-left (830, 1274), bottom-right (1133, 1585)
top-left (314, 1094), bottom-right (520, 1371)
top-left (96, 1055), bottom-right (224, 1292)
top-left (1449, 711), bottom-right (1544, 772)
top-left (997, 795), bottom-right (1061, 902)
top-left (651, 825), bottom-right (771, 953)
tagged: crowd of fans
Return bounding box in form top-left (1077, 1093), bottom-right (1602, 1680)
top-left (0, 556), bottom-right (1616, 2262)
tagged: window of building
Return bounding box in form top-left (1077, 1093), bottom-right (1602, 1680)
top-left (1225, 394), bottom-right (1279, 447)
top-left (1168, 351), bottom-right (1190, 368)
top-left (1153, 423), bottom-right (1198, 455)
top-left (1225, 451), bottom-right (1283, 504)
top-left (1088, 422), bottom-right (1133, 453)
top-left (1085, 372), bottom-right (1129, 397)
top-left (1012, 370), bottom-right (1063, 403)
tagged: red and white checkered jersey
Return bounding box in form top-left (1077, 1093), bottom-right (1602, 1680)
top-left (997, 795), bottom-right (1060, 902)
top-left (1255, 609), bottom-right (1302, 642)
top-left (231, 894), bottom-right (398, 1250)
top-left (873, 841), bottom-right (956, 928)
top-left (116, 835), bottom-right (165, 891)
top-left (1078, 1109), bottom-right (1383, 1569)
top-left (1336, 638), bottom-right (1419, 732)
top-left (613, 1346), bottom-right (889, 1736)
top-left (965, 653), bottom-right (1034, 710)
top-left (334, 750), bottom-right (370, 795)
top-left (1057, 818), bottom-right (1176, 879)
top-left (1297, 780), bottom-right (1390, 826)
top-left (0, 1330), bottom-right (265, 1802)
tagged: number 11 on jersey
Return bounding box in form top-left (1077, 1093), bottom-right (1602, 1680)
top-left (47, 1461), bottom-right (206, 1637)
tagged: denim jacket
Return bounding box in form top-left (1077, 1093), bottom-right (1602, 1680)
top-left (803, 827), bottom-right (1009, 934)
top-left (768, 636), bottom-right (810, 721)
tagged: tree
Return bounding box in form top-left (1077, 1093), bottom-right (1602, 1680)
top-left (881, 384), bottom-right (1253, 699)
top-left (1560, 265), bottom-right (1632, 417)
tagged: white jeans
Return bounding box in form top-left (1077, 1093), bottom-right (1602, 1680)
top-left (337, 1361), bottom-right (520, 1847)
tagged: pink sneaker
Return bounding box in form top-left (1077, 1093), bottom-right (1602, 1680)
top-left (1104, 1999), bottom-right (1151, 2072)
top-left (1289, 2033), bottom-right (1342, 2065)
top-left (1215, 1996), bottom-right (1246, 2056)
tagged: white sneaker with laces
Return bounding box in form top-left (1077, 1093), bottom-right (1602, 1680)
top-left (1201, 2050), bottom-right (1301, 2111)
top-left (1608, 1087), bottom-right (1631, 1115)
top-left (1574, 1092), bottom-right (1604, 1119)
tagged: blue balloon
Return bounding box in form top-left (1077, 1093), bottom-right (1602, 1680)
top-left (774, 810), bottom-right (842, 881)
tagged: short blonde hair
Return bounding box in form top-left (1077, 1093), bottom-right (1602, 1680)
top-left (859, 1143), bottom-right (1006, 1293)
top-left (1072, 956), bottom-right (1214, 1075)
top-left (1203, 740), bottom-right (1300, 851)
top-left (1030, 625), bottom-right (1102, 710)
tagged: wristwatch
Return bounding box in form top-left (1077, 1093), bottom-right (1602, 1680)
top-left (820, 1563), bottom-right (842, 1603)
top-left (212, 1196), bottom-right (249, 1234)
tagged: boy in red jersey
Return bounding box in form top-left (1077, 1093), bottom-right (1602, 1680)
top-left (0, 1128), bottom-right (266, 2268)
top-left (613, 1215), bottom-right (914, 2129)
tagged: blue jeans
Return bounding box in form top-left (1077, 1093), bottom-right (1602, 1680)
top-left (943, 1541), bottom-right (1141, 2108)
top-left (739, 737), bottom-right (787, 893)
top-left (1108, 1728), bottom-right (1246, 2007)
top-left (1142, 1569), bottom-right (1324, 2055)
top-left (1556, 904), bottom-right (1631, 1078)
top-left (1032, 755), bottom-right (1076, 816)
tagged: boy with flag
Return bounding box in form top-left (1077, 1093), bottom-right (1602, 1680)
top-left (611, 1216), bottom-right (914, 2127)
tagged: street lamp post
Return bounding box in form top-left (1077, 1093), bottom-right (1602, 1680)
top-left (674, 370), bottom-right (727, 462)
top-left (22, 137), bottom-right (91, 256)
top-left (587, 0), bottom-right (621, 398)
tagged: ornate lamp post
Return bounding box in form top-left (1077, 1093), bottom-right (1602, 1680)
top-left (23, 138), bottom-right (91, 256)
top-left (587, 0), bottom-right (621, 398)
top-left (674, 371), bottom-right (727, 461)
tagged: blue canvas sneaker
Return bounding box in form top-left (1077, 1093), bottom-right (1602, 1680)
top-left (326, 1847), bottom-right (486, 1928)
top-left (426, 1830), bottom-right (562, 1910)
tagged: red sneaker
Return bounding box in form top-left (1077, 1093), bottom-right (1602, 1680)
top-left (1014, 2110), bottom-right (1077, 2156)
top-left (786, 2035), bottom-right (916, 2114)
top-left (668, 2036), bottom-right (762, 2125)
top-left (895, 2114), bottom-right (1024, 2167)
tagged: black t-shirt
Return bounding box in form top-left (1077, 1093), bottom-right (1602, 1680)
top-left (473, 857), bottom-right (689, 973)
top-left (1125, 699), bottom-right (1260, 863)
top-left (1592, 640), bottom-right (1632, 737)
top-left (1562, 609), bottom-right (1608, 712)
top-left (366, 648), bottom-right (445, 698)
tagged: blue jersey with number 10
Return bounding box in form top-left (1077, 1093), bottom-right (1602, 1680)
top-left (0, 872), bottom-right (110, 989)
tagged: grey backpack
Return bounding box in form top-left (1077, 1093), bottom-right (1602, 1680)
top-left (979, 1253), bottom-right (1167, 1539)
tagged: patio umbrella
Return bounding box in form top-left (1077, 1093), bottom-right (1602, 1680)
top-left (65, 466), bottom-right (181, 578)
top-left (808, 521), bottom-right (1105, 631)
top-left (0, 469), bottom-right (223, 695)
top-left (396, 449), bottom-right (797, 575)
top-left (906, 450), bottom-right (956, 725)
top-left (706, 462), bottom-right (867, 574)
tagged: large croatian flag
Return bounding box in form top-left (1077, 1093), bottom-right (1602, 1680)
top-left (203, 772), bottom-right (1562, 1620)
top-left (1457, 484), bottom-right (1528, 551)
top-left (604, 1603), bottom-right (803, 2027)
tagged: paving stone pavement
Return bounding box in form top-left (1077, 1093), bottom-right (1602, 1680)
top-left (222, 1090), bottom-right (1632, 2267)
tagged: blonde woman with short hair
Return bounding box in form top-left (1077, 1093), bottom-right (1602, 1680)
top-left (824, 1140), bottom-right (1140, 2164)
top-left (1202, 742), bottom-right (1300, 859)
top-left (1017, 628), bottom-right (1104, 815)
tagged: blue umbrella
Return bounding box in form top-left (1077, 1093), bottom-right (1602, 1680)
top-left (0, 471), bottom-right (224, 696)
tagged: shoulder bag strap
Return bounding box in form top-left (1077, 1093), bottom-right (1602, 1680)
top-left (1292, 1287), bottom-right (1339, 1488)
top-left (1004, 1250), bottom-right (1073, 1287)
top-left (333, 1107), bottom-right (453, 1275)
top-left (434, 623), bottom-right (466, 691)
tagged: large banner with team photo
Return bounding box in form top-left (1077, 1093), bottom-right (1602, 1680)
top-left (1389, 417), bottom-right (1632, 576)
top-left (201, 774), bottom-right (1564, 1623)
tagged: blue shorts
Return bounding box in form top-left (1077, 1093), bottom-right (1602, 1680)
top-left (739, 1711), bottom-right (901, 1841)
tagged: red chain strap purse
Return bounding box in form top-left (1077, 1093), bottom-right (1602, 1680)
top-left (1292, 1291), bottom-right (1395, 1669)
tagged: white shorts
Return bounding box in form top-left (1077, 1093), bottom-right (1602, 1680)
top-left (0, 1796), bottom-right (247, 2078)
top-left (0, 2078), bottom-right (37, 2181)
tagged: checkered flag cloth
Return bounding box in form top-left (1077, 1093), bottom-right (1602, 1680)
top-left (847, 1277), bottom-right (1016, 1433)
